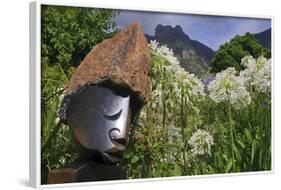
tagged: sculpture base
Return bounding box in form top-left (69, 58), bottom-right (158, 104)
top-left (47, 160), bottom-right (127, 184)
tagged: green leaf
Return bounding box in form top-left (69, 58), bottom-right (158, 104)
top-left (245, 129), bottom-right (253, 142)
top-left (225, 160), bottom-right (233, 173)
top-left (251, 140), bottom-right (257, 165)
top-left (171, 164), bottom-right (182, 176)
top-left (131, 155), bottom-right (139, 164)
top-left (236, 138), bottom-right (246, 149)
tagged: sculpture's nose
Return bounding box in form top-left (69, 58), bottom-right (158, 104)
top-left (109, 128), bottom-right (127, 146)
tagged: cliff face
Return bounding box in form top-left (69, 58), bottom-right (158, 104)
top-left (146, 24), bottom-right (215, 78)
top-left (253, 28), bottom-right (271, 49)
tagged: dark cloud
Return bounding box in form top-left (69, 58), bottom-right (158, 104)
top-left (114, 10), bottom-right (271, 50)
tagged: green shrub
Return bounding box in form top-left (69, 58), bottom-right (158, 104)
top-left (211, 33), bottom-right (271, 73)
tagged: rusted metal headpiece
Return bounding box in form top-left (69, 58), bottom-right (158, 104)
top-left (59, 22), bottom-right (151, 122)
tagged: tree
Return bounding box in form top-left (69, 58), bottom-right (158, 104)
top-left (41, 5), bottom-right (118, 70)
top-left (211, 33), bottom-right (271, 73)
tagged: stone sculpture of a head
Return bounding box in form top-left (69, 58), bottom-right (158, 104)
top-left (58, 22), bottom-right (151, 164)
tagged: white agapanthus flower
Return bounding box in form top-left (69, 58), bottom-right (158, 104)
top-left (149, 39), bottom-right (159, 51)
top-left (150, 83), bottom-right (163, 109)
top-left (229, 87), bottom-right (252, 109)
top-left (149, 40), bottom-right (205, 97)
top-left (167, 123), bottom-right (182, 144)
top-left (166, 123), bottom-right (182, 162)
top-left (184, 73), bottom-right (205, 97)
top-left (208, 67), bottom-right (251, 109)
top-left (239, 55), bottom-right (271, 94)
top-left (149, 40), bottom-right (180, 66)
top-left (188, 129), bottom-right (214, 156)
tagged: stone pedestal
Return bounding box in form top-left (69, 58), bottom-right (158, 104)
top-left (48, 160), bottom-right (126, 184)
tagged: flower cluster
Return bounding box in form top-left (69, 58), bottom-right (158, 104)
top-left (188, 129), bottom-right (214, 156)
top-left (166, 123), bottom-right (182, 162)
top-left (149, 40), bottom-right (209, 160)
top-left (240, 55), bottom-right (271, 94)
top-left (149, 40), bottom-right (180, 66)
top-left (167, 124), bottom-right (182, 145)
top-left (150, 83), bottom-right (163, 109)
top-left (208, 67), bottom-right (251, 109)
top-left (149, 40), bottom-right (205, 97)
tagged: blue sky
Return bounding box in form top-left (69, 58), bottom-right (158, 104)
top-left (114, 10), bottom-right (271, 50)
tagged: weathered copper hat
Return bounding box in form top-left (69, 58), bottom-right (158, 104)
top-left (59, 22), bottom-right (152, 122)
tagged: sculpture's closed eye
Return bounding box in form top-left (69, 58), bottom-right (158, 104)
top-left (104, 109), bottom-right (122, 120)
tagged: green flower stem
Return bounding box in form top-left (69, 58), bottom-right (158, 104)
top-left (228, 102), bottom-right (235, 172)
top-left (42, 119), bottom-right (63, 154)
top-left (43, 86), bottom-right (67, 103)
top-left (180, 88), bottom-right (187, 175)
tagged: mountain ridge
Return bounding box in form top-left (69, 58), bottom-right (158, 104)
top-left (145, 24), bottom-right (215, 78)
top-left (145, 24), bottom-right (271, 78)
top-left (253, 28), bottom-right (271, 49)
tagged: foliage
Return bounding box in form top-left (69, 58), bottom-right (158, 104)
top-left (120, 40), bottom-right (271, 177)
top-left (41, 63), bottom-right (76, 184)
top-left (210, 33), bottom-right (271, 73)
top-left (41, 5), bottom-right (118, 70)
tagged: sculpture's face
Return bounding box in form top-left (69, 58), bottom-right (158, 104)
top-left (66, 85), bottom-right (132, 164)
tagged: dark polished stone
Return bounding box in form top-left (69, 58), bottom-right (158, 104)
top-left (48, 160), bottom-right (127, 184)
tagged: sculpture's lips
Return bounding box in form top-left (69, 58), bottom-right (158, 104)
top-left (103, 150), bottom-right (124, 159)
top-left (102, 144), bottom-right (126, 163)
top-left (102, 152), bottom-right (123, 164)
top-left (104, 144), bottom-right (125, 157)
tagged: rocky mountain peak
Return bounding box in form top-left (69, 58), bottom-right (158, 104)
top-left (253, 28), bottom-right (271, 49)
top-left (145, 24), bottom-right (215, 78)
top-left (155, 24), bottom-right (190, 40)
top-left (175, 25), bottom-right (183, 32)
